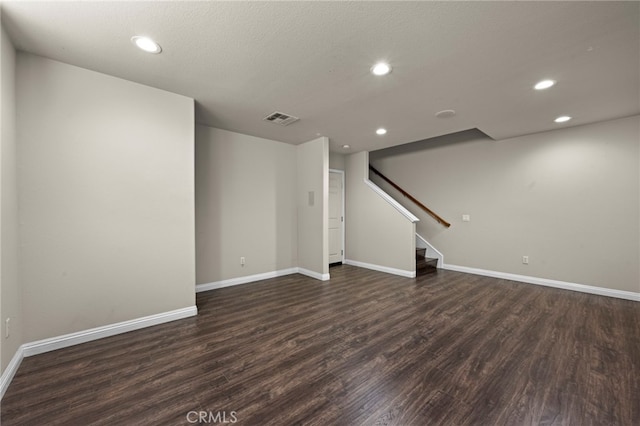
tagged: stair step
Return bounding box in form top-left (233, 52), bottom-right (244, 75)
top-left (416, 246), bottom-right (438, 276)
top-left (416, 257), bottom-right (438, 268)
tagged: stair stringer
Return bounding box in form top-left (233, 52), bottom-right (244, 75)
top-left (415, 233), bottom-right (444, 268)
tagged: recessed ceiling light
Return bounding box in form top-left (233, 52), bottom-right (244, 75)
top-left (435, 109), bottom-right (456, 118)
top-left (371, 62), bottom-right (391, 76)
top-left (534, 79), bottom-right (556, 90)
top-left (131, 36), bottom-right (162, 54)
top-left (554, 116), bottom-right (572, 123)
top-left (342, 144), bottom-right (350, 149)
top-left (376, 128), bottom-right (387, 135)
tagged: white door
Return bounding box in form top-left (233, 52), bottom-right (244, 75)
top-left (328, 170), bottom-right (344, 264)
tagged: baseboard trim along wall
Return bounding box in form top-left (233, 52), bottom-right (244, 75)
top-left (196, 267), bottom-right (329, 293)
top-left (442, 264), bottom-right (640, 302)
top-left (344, 259), bottom-right (416, 278)
top-left (0, 347), bottom-right (24, 400)
top-left (196, 268), bottom-right (299, 293)
top-left (298, 268), bottom-right (330, 281)
top-left (0, 305), bottom-right (197, 400)
top-left (22, 306), bottom-right (198, 357)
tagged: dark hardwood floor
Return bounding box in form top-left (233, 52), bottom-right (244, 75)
top-left (2, 265), bottom-right (639, 425)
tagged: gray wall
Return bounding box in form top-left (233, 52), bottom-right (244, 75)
top-left (196, 128), bottom-right (329, 282)
top-left (17, 53), bottom-right (196, 342)
top-left (297, 137), bottom-right (329, 277)
top-left (345, 151), bottom-right (416, 273)
top-left (0, 22), bottom-right (21, 373)
top-left (195, 126), bottom-right (298, 283)
top-left (370, 116), bottom-right (640, 293)
top-left (329, 152), bottom-right (346, 171)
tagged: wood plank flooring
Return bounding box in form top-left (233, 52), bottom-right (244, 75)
top-left (2, 265), bottom-right (639, 425)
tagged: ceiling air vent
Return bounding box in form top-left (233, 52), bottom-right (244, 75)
top-left (263, 111), bottom-right (300, 126)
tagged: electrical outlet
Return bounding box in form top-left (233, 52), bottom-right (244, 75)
top-left (522, 256), bottom-right (529, 265)
top-left (240, 257), bottom-right (245, 266)
top-left (462, 214), bottom-right (470, 222)
top-left (5, 317), bottom-right (10, 339)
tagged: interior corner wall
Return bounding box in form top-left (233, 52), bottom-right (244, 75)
top-left (370, 115), bottom-right (640, 293)
top-left (195, 126), bottom-right (297, 284)
top-left (329, 152), bottom-right (346, 171)
top-left (296, 137), bottom-right (329, 277)
top-left (0, 21), bottom-right (22, 374)
top-left (17, 53), bottom-right (196, 342)
top-left (345, 151), bottom-right (416, 273)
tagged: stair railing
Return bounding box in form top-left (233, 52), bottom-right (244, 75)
top-left (369, 165), bottom-right (451, 228)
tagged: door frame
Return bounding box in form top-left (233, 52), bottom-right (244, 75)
top-left (329, 169), bottom-right (345, 264)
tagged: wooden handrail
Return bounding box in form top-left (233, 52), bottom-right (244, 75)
top-left (369, 165), bottom-right (451, 228)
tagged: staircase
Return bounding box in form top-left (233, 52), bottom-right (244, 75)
top-left (416, 247), bottom-right (438, 276)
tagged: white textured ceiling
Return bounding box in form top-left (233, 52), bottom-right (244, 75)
top-left (2, 1), bottom-right (639, 152)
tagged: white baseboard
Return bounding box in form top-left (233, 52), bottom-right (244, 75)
top-left (196, 267), bottom-right (331, 293)
top-left (298, 268), bottom-right (330, 281)
top-left (0, 305), bottom-right (197, 401)
top-left (22, 306), bottom-right (198, 357)
top-left (442, 264), bottom-right (640, 302)
top-left (0, 346), bottom-right (24, 400)
top-left (345, 259), bottom-right (416, 278)
top-left (196, 268), bottom-right (299, 293)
